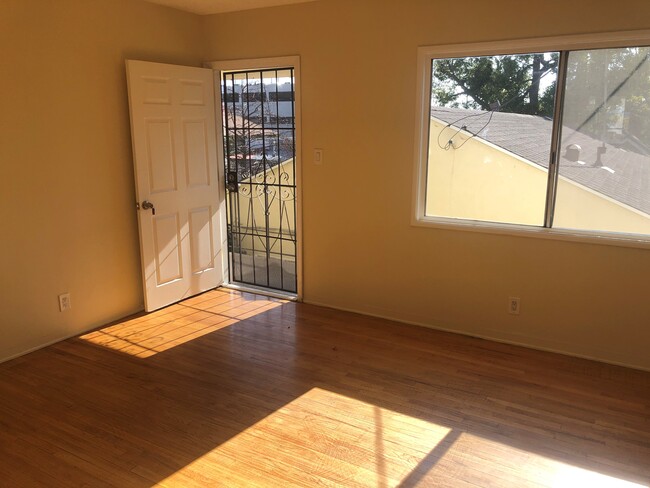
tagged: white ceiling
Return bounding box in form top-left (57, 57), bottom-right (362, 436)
top-left (143, 0), bottom-right (319, 15)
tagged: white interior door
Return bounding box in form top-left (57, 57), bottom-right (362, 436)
top-left (126, 60), bottom-right (224, 312)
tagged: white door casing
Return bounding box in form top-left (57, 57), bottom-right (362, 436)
top-left (126, 60), bottom-right (224, 312)
top-left (208, 56), bottom-right (303, 300)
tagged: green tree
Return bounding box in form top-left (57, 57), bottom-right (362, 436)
top-left (432, 48), bottom-right (650, 148)
top-left (431, 53), bottom-right (558, 117)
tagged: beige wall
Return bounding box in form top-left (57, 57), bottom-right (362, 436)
top-left (0, 0), bottom-right (204, 360)
top-left (427, 119), bottom-right (548, 226)
top-left (427, 118), bottom-right (650, 234)
top-left (202, 0), bottom-right (650, 370)
top-left (554, 178), bottom-right (650, 234)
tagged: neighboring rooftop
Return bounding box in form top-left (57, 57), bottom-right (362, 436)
top-left (431, 107), bottom-right (650, 215)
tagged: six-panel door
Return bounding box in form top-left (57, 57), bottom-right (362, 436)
top-left (126, 60), bottom-right (224, 312)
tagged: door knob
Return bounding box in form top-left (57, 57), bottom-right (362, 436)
top-left (141, 200), bottom-right (156, 216)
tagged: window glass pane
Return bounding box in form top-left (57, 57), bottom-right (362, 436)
top-left (554, 47), bottom-right (650, 235)
top-left (426, 52), bottom-right (559, 226)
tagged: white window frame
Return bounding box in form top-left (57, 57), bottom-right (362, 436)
top-left (412, 30), bottom-right (650, 249)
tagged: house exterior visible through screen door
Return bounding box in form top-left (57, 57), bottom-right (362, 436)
top-left (220, 66), bottom-right (299, 295)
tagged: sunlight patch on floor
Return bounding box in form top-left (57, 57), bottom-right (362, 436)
top-left (80, 289), bottom-right (285, 358)
top-left (155, 387), bottom-right (453, 487)
top-left (153, 387), bottom-right (648, 487)
top-left (421, 432), bottom-right (649, 488)
top-left (550, 464), bottom-right (647, 487)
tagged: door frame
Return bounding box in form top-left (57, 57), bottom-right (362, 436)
top-left (206, 56), bottom-right (303, 301)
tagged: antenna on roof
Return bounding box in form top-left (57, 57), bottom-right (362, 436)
top-left (595, 144), bottom-right (606, 167)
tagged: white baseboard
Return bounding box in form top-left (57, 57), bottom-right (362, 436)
top-left (303, 299), bottom-right (650, 373)
top-left (4, 297), bottom-right (648, 374)
top-left (0, 306), bottom-right (144, 365)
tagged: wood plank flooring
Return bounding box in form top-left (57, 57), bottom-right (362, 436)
top-left (0, 288), bottom-right (649, 487)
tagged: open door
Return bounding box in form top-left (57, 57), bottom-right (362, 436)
top-left (126, 60), bottom-right (224, 312)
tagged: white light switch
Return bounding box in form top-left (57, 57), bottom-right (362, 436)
top-left (314, 148), bottom-right (323, 165)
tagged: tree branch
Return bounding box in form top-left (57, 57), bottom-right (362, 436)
top-left (442, 70), bottom-right (491, 110)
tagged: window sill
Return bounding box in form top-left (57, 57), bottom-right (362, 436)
top-left (411, 215), bottom-right (650, 250)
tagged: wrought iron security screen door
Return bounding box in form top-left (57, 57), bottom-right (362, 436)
top-left (221, 68), bottom-right (298, 294)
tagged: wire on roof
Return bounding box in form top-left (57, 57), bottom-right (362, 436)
top-left (436, 110), bottom-right (495, 150)
top-left (435, 58), bottom-right (557, 150)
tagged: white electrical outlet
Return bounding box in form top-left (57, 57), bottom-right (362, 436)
top-left (508, 297), bottom-right (520, 315)
top-left (58, 293), bottom-right (71, 312)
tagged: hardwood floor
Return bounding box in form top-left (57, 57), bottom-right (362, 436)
top-left (1, 288), bottom-right (649, 487)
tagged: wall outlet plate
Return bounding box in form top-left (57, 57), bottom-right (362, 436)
top-left (58, 293), bottom-right (71, 312)
top-left (508, 297), bottom-right (520, 315)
